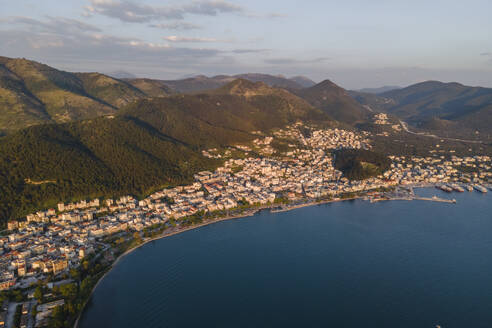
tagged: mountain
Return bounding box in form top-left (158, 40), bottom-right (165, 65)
top-left (0, 79), bottom-right (332, 223)
top-left (158, 75), bottom-right (229, 94)
top-left (0, 57), bottom-right (329, 134)
top-left (347, 90), bottom-right (396, 113)
top-left (234, 73), bottom-right (305, 89)
top-left (124, 78), bottom-right (174, 97)
top-left (356, 86), bottom-right (401, 94)
top-left (0, 57), bottom-right (115, 128)
top-left (294, 80), bottom-right (372, 124)
top-left (0, 56), bottom-right (160, 134)
top-left (0, 60), bottom-right (50, 132)
top-left (352, 80), bottom-right (492, 137)
top-left (0, 116), bottom-right (217, 222)
top-left (156, 73), bottom-right (309, 93)
top-left (75, 72), bottom-right (146, 108)
top-left (289, 76), bottom-right (317, 88)
top-left (106, 70), bottom-right (137, 79)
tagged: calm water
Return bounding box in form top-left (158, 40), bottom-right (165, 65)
top-left (79, 189), bottom-right (492, 328)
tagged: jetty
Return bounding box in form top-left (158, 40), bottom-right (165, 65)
top-left (414, 196), bottom-right (456, 204)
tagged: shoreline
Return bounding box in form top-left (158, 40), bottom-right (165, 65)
top-left (73, 186), bottom-right (458, 327)
top-left (73, 196), bottom-right (361, 327)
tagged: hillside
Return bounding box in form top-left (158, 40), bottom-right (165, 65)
top-left (157, 73), bottom-right (310, 93)
top-left (0, 57), bottom-right (326, 134)
top-left (0, 116), bottom-right (218, 223)
top-left (0, 57), bottom-right (115, 127)
top-left (0, 57), bottom-right (160, 134)
top-left (0, 79), bottom-right (332, 223)
top-left (351, 81), bottom-right (492, 138)
top-left (0, 62), bottom-right (51, 132)
top-left (334, 148), bottom-right (391, 180)
top-left (289, 76), bottom-right (317, 88)
top-left (294, 80), bottom-right (372, 124)
top-left (210, 79), bottom-right (330, 125)
top-left (124, 78), bottom-right (174, 97)
top-left (75, 73), bottom-right (146, 108)
top-left (357, 86), bottom-right (401, 94)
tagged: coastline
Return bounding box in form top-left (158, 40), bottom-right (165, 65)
top-left (73, 186), bottom-right (455, 327)
top-left (73, 196), bottom-right (361, 327)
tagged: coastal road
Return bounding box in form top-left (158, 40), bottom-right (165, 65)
top-left (399, 120), bottom-right (483, 144)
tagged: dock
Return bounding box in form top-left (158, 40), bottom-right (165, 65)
top-left (414, 196), bottom-right (456, 204)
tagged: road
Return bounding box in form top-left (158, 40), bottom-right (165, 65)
top-left (5, 302), bottom-right (18, 328)
top-left (399, 120), bottom-right (483, 144)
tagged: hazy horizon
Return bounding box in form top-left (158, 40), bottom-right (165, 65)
top-left (1, 0), bottom-right (492, 89)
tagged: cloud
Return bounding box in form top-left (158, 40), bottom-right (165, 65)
top-left (230, 49), bottom-right (270, 54)
top-left (84, 0), bottom-right (244, 23)
top-left (480, 52), bottom-right (491, 56)
top-left (1, 16), bottom-right (101, 34)
top-left (149, 22), bottom-right (201, 30)
top-left (264, 57), bottom-right (331, 65)
top-left (0, 15), bottom-right (227, 77)
top-left (163, 36), bottom-right (221, 43)
top-left (267, 13), bottom-right (287, 18)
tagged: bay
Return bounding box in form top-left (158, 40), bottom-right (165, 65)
top-left (79, 189), bottom-right (492, 328)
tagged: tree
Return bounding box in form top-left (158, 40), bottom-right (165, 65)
top-left (33, 286), bottom-right (43, 302)
top-left (70, 268), bottom-right (80, 281)
top-left (82, 260), bottom-right (90, 271)
top-left (59, 283), bottom-right (77, 300)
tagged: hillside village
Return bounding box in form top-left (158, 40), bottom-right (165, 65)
top-left (0, 122), bottom-right (491, 327)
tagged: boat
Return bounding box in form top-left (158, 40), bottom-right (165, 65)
top-left (474, 185), bottom-right (488, 193)
top-left (451, 184), bottom-right (464, 192)
top-left (438, 185), bottom-right (453, 192)
top-left (467, 185), bottom-right (474, 192)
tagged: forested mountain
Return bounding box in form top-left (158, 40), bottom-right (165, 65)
top-left (124, 78), bottom-right (174, 97)
top-left (0, 56), bottom-right (326, 134)
top-left (0, 56), bottom-right (151, 134)
top-left (294, 80), bottom-right (372, 124)
top-left (351, 81), bottom-right (492, 138)
top-left (356, 86), bottom-right (401, 94)
top-left (289, 76), bottom-right (317, 88)
top-left (154, 73), bottom-right (312, 93)
top-left (0, 79), bottom-right (332, 224)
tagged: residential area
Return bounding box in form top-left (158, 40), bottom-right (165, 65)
top-left (0, 123), bottom-right (491, 327)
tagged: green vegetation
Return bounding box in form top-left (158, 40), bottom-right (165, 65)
top-left (352, 80), bottom-right (492, 140)
top-left (0, 56), bottom-right (171, 134)
top-left (294, 79), bottom-right (371, 124)
top-left (334, 148), bottom-right (391, 180)
top-left (45, 257), bottom-right (110, 328)
top-left (0, 117), bottom-right (218, 224)
top-left (0, 78), bottom-right (334, 224)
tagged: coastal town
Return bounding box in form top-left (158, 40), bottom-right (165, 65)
top-left (0, 122), bottom-right (491, 327)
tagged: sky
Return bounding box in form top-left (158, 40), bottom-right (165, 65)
top-left (1, 0), bottom-right (491, 89)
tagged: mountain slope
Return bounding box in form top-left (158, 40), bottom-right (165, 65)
top-left (0, 79), bottom-right (332, 223)
top-left (350, 80), bottom-right (492, 138)
top-left (0, 57), bottom-right (115, 124)
top-left (289, 76), bottom-right (317, 88)
top-left (124, 78), bottom-right (174, 97)
top-left (295, 80), bottom-right (371, 124)
top-left (0, 57), bottom-right (169, 134)
top-left (76, 73), bottom-right (146, 108)
top-left (0, 62), bottom-right (51, 132)
top-left (357, 86), bottom-right (401, 94)
top-left (123, 79), bottom-right (331, 147)
top-left (380, 81), bottom-right (492, 120)
top-left (0, 116), bottom-right (218, 222)
top-left (157, 73), bottom-right (309, 93)
top-left (210, 79), bottom-right (330, 126)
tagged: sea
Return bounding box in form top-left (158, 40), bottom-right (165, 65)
top-left (79, 188), bottom-right (492, 328)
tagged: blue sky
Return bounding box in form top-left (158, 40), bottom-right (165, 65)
top-left (1, 0), bottom-right (491, 89)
